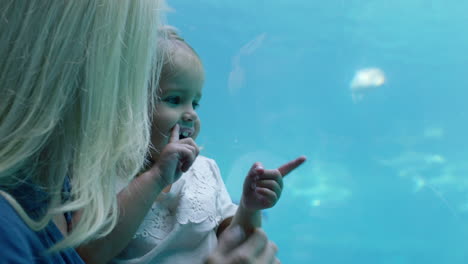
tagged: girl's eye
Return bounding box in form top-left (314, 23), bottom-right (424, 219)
top-left (193, 101), bottom-right (200, 109)
top-left (164, 96), bottom-right (180, 105)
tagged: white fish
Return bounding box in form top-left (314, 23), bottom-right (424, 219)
top-left (239, 33), bottom-right (267, 56)
top-left (228, 64), bottom-right (245, 95)
top-left (227, 33), bottom-right (267, 95)
top-left (350, 67), bottom-right (386, 102)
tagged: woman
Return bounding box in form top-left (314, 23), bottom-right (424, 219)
top-left (0, 1), bottom-right (161, 262)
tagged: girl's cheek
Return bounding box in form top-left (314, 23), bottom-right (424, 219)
top-left (193, 121), bottom-right (201, 140)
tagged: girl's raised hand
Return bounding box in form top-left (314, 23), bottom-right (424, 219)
top-left (149, 124), bottom-right (199, 189)
top-left (241, 156), bottom-right (306, 211)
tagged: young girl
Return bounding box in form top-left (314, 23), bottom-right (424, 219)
top-left (111, 27), bottom-right (306, 264)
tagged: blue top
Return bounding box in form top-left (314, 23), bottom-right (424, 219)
top-left (0, 180), bottom-right (84, 263)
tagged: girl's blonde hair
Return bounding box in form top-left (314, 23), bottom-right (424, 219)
top-left (0, 0), bottom-right (164, 250)
top-left (156, 26), bottom-right (204, 86)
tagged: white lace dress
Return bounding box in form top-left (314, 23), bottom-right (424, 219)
top-left (112, 156), bottom-right (238, 264)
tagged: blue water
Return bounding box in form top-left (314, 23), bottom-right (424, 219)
top-left (168, 1), bottom-right (468, 263)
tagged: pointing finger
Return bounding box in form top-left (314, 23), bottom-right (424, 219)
top-left (277, 156), bottom-right (306, 177)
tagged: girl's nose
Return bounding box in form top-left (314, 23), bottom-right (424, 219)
top-left (182, 108), bottom-right (198, 122)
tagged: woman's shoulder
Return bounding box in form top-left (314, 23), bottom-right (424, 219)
top-left (0, 195), bottom-right (85, 263)
top-left (0, 195), bottom-right (41, 261)
top-left (0, 195), bottom-right (35, 237)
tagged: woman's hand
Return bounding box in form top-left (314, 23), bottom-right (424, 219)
top-left (241, 156), bottom-right (306, 211)
top-left (205, 226), bottom-right (280, 264)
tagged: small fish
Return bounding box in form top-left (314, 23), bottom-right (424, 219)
top-left (350, 67), bottom-right (386, 102)
top-left (227, 33), bottom-right (267, 95)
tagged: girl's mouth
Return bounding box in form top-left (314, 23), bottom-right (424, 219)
top-left (179, 127), bottom-right (194, 140)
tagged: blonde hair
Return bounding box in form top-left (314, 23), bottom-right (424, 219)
top-left (0, 0), bottom-right (164, 250)
top-left (157, 26), bottom-right (204, 86)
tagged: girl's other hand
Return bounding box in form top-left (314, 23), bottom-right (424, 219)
top-left (241, 156), bottom-right (306, 211)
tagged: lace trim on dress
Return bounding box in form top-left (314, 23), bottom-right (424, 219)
top-left (133, 158), bottom-right (224, 240)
